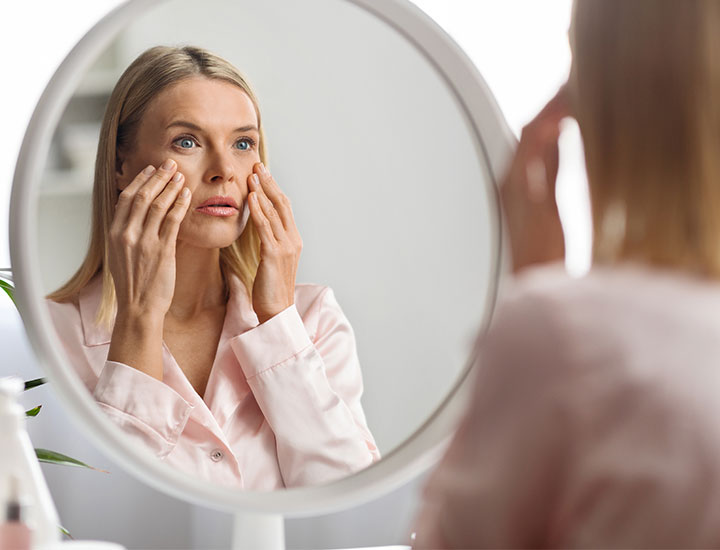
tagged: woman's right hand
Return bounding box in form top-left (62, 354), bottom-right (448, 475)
top-left (107, 159), bottom-right (191, 379)
top-left (500, 87), bottom-right (570, 273)
top-left (108, 159), bottom-right (191, 321)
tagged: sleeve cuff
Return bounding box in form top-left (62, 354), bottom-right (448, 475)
top-left (230, 304), bottom-right (313, 379)
top-left (93, 360), bottom-right (194, 445)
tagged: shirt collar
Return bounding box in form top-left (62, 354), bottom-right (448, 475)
top-left (78, 275), bottom-right (112, 347)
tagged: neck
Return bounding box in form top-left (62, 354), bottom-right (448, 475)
top-left (169, 242), bottom-right (226, 321)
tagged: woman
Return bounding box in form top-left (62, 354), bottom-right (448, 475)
top-left (46, 45), bottom-right (380, 491)
top-left (414, 0), bottom-right (720, 547)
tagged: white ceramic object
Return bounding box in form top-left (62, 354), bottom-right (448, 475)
top-left (0, 377), bottom-right (60, 549)
top-left (9, 0), bottom-right (512, 531)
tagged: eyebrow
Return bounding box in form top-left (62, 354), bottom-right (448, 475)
top-left (165, 120), bottom-right (259, 133)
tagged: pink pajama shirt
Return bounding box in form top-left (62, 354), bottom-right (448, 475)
top-left (47, 274), bottom-right (380, 490)
top-left (414, 262), bottom-right (720, 548)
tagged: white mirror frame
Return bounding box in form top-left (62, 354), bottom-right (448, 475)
top-left (9, 0), bottom-right (513, 517)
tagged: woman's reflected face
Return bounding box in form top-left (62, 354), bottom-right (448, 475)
top-left (116, 76), bottom-right (261, 248)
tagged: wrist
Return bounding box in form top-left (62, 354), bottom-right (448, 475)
top-left (108, 314), bottom-right (164, 380)
top-left (256, 302), bottom-right (294, 325)
top-left (257, 311), bottom-right (277, 325)
top-left (111, 312), bottom-right (164, 348)
top-left (115, 308), bottom-right (164, 331)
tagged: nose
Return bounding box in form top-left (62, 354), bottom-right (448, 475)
top-left (204, 147), bottom-right (235, 185)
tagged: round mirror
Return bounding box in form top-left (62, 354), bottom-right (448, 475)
top-left (11, 0), bottom-right (512, 514)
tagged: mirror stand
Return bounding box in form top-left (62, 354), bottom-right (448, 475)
top-left (232, 512), bottom-right (284, 550)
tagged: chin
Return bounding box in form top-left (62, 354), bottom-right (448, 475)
top-left (177, 227), bottom-right (241, 250)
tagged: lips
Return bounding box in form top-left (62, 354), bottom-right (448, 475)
top-left (197, 196), bottom-right (238, 209)
top-left (195, 195), bottom-right (239, 217)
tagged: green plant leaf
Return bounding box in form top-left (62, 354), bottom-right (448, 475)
top-left (25, 405), bottom-right (41, 417)
top-left (59, 525), bottom-right (74, 539)
top-left (23, 378), bottom-right (47, 391)
top-left (0, 279), bottom-right (14, 305)
top-left (35, 449), bottom-right (108, 473)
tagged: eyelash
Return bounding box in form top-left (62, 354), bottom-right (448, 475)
top-left (171, 134), bottom-right (257, 151)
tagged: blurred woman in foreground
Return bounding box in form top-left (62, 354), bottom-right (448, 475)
top-left (414, 0), bottom-right (720, 547)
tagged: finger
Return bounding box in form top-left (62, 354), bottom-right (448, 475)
top-left (144, 171), bottom-right (186, 235)
top-left (113, 165), bottom-right (156, 228)
top-left (518, 116), bottom-right (563, 161)
top-left (521, 89), bottom-right (570, 151)
top-left (248, 192), bottom-right (278, 245)
top-left (536, 86), bottom-right (571, 122)
top-left (159, 187), bottom-right (192, 243)
top-left (253, 163), bottom-right (295, 229)
top-left (250, 174), bottom-right (285, 237)
top-left (125, 159), bottom-right (179, 230)
top-left (544, 138), bottom-right (560, 187)
top-left (525, 158), bottom-right (549, 203)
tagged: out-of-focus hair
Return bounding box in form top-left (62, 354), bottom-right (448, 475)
top-left (569, 0), bottom-right (720, 275)
top-left (47, 46), bottom-right (265, 324)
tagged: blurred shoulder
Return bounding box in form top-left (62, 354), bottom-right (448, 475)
top-left (502, 259), bottom-right (720, 312)
top-left (482, 261), bottom-right (653, 384)
top-left (484, 260), bottom-right (720, 388)
top-left (498, 261), bottom-right (613, 314)
top-left (488, 262), bottom-right (580, 346)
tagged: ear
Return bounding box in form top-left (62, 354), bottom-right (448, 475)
top-left (115, 151), bottom-right (131, 192)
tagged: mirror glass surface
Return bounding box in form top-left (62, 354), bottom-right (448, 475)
top-left (34, 0), bottom-right (499, 491)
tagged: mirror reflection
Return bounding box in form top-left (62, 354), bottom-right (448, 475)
top-left (36, 0), bottom-right (498, 490)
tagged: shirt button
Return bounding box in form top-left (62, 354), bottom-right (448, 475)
top-left (210, 449), bottom-right (224, 462)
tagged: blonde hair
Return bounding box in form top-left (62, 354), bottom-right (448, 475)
top-left (48, 45), bottom-right (264, 324)
top-left (570, 0), bottom-right (720, 276)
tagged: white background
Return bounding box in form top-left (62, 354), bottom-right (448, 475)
top-left (1, 1), bottom-right (584, 548)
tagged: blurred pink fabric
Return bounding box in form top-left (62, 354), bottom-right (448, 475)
top-left (414, 262), bottom-right (720, 548)
top-left (46, 273), bottom-right (379, 490)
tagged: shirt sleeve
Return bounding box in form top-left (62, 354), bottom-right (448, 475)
top-left (230, 287), bottom-right (380, 487)
top-left (93, 360), bottom-right (195, 459)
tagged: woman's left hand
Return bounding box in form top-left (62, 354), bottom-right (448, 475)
top-left (247, 162), bottom-right (303, 324)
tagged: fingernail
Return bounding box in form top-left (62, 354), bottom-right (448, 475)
top-left (143, 165), bottom-right (155, 176)
top-left (259, 162), bottom-right (268, 175)
top-left (172, 172), bottom-right (183, 182)
top-left (162, 159), bottom-right (176, 170)
top-left (181, 187), bottom-right (190, 199)
top-left (250, 174), bottom-right (260, 187)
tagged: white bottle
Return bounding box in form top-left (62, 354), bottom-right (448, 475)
top-left (0, 475), bottom-right (32, 550)
top-left (0, 377), bottom-right (60, 548)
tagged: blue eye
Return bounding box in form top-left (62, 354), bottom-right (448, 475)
top-left (235, 138), bottom-right (253, 151)
top-left (177, 137), bottom-right (195, 149)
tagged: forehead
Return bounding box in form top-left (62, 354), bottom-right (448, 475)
top-left (143, 76), bottom-right (258, 130)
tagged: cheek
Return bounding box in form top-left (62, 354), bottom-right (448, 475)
top-left (238, 157), bottom-right (259, 194)
top-left (122, 154), bottom-right (154, 182)
top-left (124, 155), bottom-right (169, 183)
top-left (130, 143), bottom-right (167, 171)
top-left (173, 159), bottom-right (202, 190)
